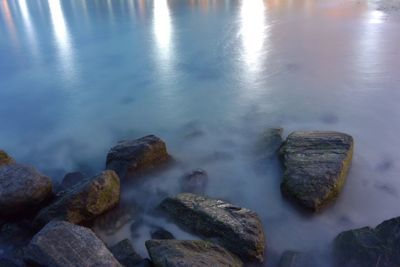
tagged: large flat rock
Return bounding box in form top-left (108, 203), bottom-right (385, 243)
top-left (106, 135), bottom-right (170, 179)
top-left (160, 193), bottom-right (265, 263)
top-left (34, 170), bottom-right (120, 226)
top-left (280, 131), bottom-right (353, 211)
top-left (24, 221), bottom-right (121, 267)
top-left (0, 163), bottom-right (52, 219)
top-left (146, 239), bottom-right (243, 267)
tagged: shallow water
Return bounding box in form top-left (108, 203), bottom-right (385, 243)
top-left (1, 0), bottom-right (400, 265)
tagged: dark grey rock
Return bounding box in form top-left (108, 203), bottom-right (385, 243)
top-left (93, 204), bottom-right (136, 236)
top-left (106, 135), bottom-right (170, 179)
top-left (180, 169), bottom-right (208, 194)
top-left (110, 239), bottom-right (143, 267)
top-left (160, 193), bottom-right (265, 263)
top-left (0, 150), bottom-right (14, 167)
top-left (150, 227), bottom-right (175, 240)
top-left (334, 216), bottom-right (400, 267)
top-left (34, 170), bottom-right (120, 227)
top-left (134, 259), bottom-right (153, 267)
top-left (24, 221), bottom-right (121, 267)
top-left (145, 239), bottom-right (243, 267)
top-left (0, 164), bottom-right (52, 220)
top-left (59, 171), bottom-right (86, 191)
top-left (280, 131), bottom-right (354, 211)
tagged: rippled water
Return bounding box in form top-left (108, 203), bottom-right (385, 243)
top-left (1, 0), bottom-right (400, 266)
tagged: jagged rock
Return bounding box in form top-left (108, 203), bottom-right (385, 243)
top-left (58, 171), bottom-right (86, 191)
top-left (180, 169), bottom-right (208, 194)
top-left (24, 221), bottom-right (121, 267)
top-left (0, 164), bottom-right (52, 220)
top-left (150, 227), bottom-right (175, 240)
top-left (0, 150), bottom-right (14, 167)
top-left (280, 131), bottom-right (354, 211)
top-left (106, 135), bottom-right (170, 179)
top-left (334, 216), bottom-right (400, 267)
top-left (110, 239), bottom-right (143, 267)
top-left (145, 239), bottom-right (243, 267)
top-left (160, 193), bottom-right (265, 263)
top-left (34, 170), bottom-right (120, 227)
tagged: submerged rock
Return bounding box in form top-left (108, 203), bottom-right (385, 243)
top-left (180, 169), bottom-right (208, 194)
top-left (58, 171), bottom-right (86, 191)
top-left (334, 216), bottom-right (400, 267)
top-left (160, 193), bottom-right (265, 263)
top-left (150, 227), bottom-right (175, 240)
top-left (0, 164), bottom-right (52, 220)
top-left (34, 170), bottom-right (120, 227)
top-left (0, 150), bottom-right (14, 167)
top-left (24, 221), bottom-right (121, 267)
top-left (110, 239), bottom-right (143, 267)
top-left (106, 135), bottom-right (170, 179)
top-left (145, 239), bottom-right (243, 267)
top-left (280, 131), bottom-right (354, 211)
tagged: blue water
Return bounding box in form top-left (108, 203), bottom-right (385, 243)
top-left (1, 0), bottom-right (400, 265)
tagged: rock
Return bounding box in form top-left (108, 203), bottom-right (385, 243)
top-left (59, 171), bottom-right (86, 191)
top-left (24, 220), bottom-right (121, 267)
top-left (145, 240), bottom-right (243, 267)
top-left (334, 216), bottom-right (400, 267)
top-left (0, 150), bottom-right (14, 167)
top-left (160, 193), bottom-right (265, 263)
top-left (280, 131), bottom-right (354, 211)
top-left (93, 204), bottom-right (136, 236)
top-left (0, 258), bottom-right (23, 267)
top-left (34, 170), bottom-right (120, 227)
top-left (110, 239), bottom-right (143, 267)
top-left (257, 128), bottom-right (283, 158)
top-left (106, 135), bottom-right (170, 179)
top-left (279, 251), bottom-right (318, 267)
top-left (180, 169), bottom-right (208, 194)
top-left (150, 227), bottom-right (175, 240)
top-left (134, 259), bottom-right (153, 267)
top-left (0, 164), bottom-right (52, 220)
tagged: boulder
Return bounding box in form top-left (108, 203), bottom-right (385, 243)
top-left (0, 164), bottom-right (52, 220)
top-left (180, 169), bottom-right (208, 194)
top-left (106, 135), bottom-right (170, 178)
top-left (280, 131), bottom-right (353, 211)
top-left (24, 220), bottom-right (121, 267)
top-left (145, 239), bottom-right (243, 267)
top-left (150, 227), bottom-right (175, 240)
top-left (334, 216), bottom-right (400, 267)
top-left (160, 193), bottom-right (265, 263)
top-left (58, 171), bottom-right (86, 191)
top-left (0, 150), bottom-right (14, 167)
top-left (110, 239), bottom-right (143, 267)
top-left (34, 170), bottom-right (120, 227)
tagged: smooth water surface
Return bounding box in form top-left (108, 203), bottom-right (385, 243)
top-left (1, 0), bottom-right (400, 265)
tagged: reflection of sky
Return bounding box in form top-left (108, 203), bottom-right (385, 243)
top-left (48, 0), bottom-right (76, 83)
top-left (239, 0), bottom-right (268, 72)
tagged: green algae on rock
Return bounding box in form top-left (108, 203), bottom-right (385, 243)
top-left (34, 170), bottom-right (120, 227)
top-left (146, 239), bottom-right (243, 267)
top-left (160, 193), bottom-right (265, 263)
top-left (280, 131), bottom-right (354, 211)
top-left (0, 150), bottom-right (15, 167)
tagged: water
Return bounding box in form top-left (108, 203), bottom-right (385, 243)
top-left (1, 0), bottom-right (400, 265)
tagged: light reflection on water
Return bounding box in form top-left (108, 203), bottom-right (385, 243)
top-left (0, 0), bottom-right (400, 266)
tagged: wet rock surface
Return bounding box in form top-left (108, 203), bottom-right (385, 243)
top-left (34, 170), bottom-right (120, 226)
top-left (280, 131), bottom-right (354, 211)
top-left (145, 239), bottom-right (243, 267)
top-left (334, 216), bottom-right (400, 267)
top-left (24, 220), bottom-right (121, 267)
top-left (110, 239), bottom-right (143, 267)
top-left (180, 169), bottom-right (208, 194)
top-left (0, 164), bottom-right (52, 220)
top-left (0, 150), bottom-right (14, 167)
top-left (160, 193), bottom-right (265, 263)
top-left (106, 135), bottom-right (170, 179)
